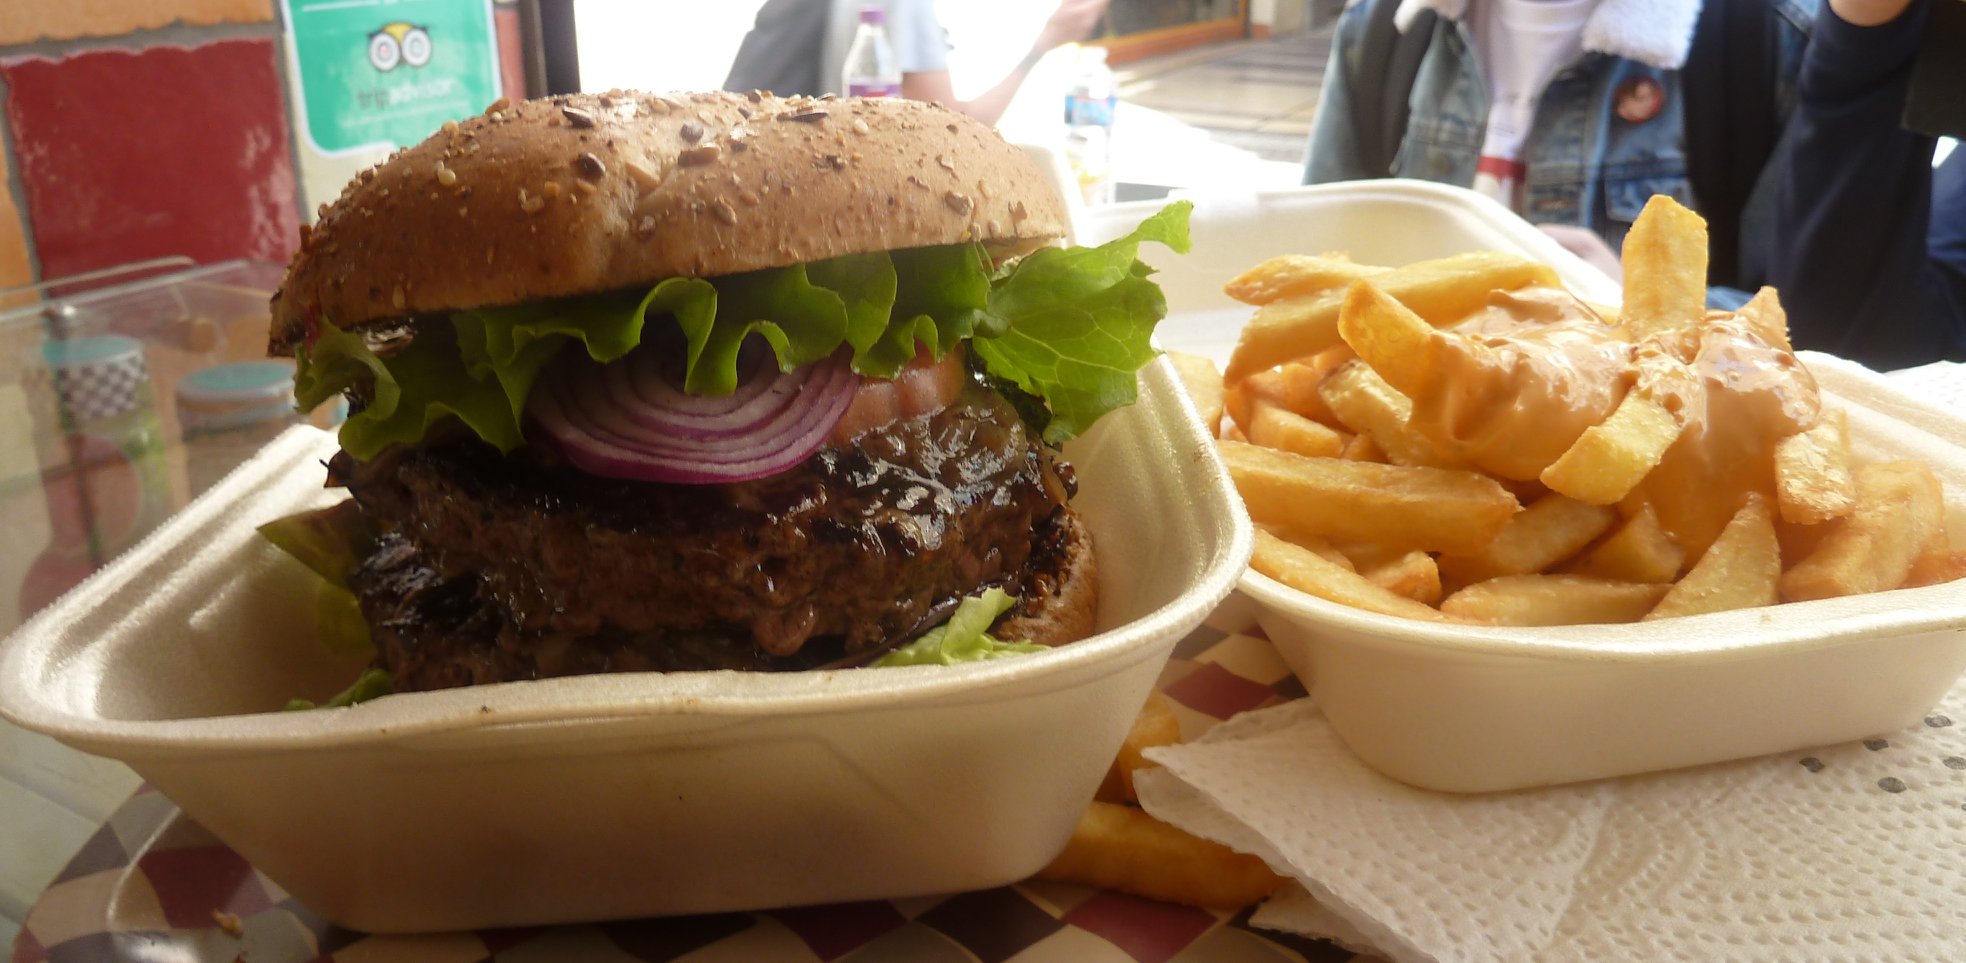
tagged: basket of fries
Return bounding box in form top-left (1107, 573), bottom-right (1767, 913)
top-left (1083, 181), bottom-right (1966, 793)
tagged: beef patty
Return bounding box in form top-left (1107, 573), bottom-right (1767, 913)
top-left (339, 383), bottom-right (1078, 690)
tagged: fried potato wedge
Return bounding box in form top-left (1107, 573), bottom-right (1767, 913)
top-left (1539, 390), bottom-right (1681, 505)
top-left (1438, 493), bottom-right (1617, 586)
top-left (1620, 195), bottom-right (1709, 338)
top-left (1247, 400), bottom-right (1346, 458)
top-left (1781, 461), bottom-right (1946, 601)
top-left (1906, 546), bottom-right (1966, 588)
top-left (1037, 801), bottom-right (1289, 909)
top-left (1564, 502), bottom-right (1685, 583)
top-left (1773, 408), bottom-right (1856, 525)
top-left (1225, 253), bottom-right (1389, 305)
top-left (1360, 550), bottom-right (1444, 606)
top-left (1440, 574), bottom-right (1669, 626)
top-left (1319, 360), bottom-right (1465, 469)
top-left (1736, 285), bottom-right (1792, 351)
top-left (1223, 366), bottom-right (1287, 435)
top-left (1645, 493), bottom-right (1781, 619)
top-left (1249, 530), bottom-right (1449, 621)
top-left (1095, 691), bottom-right (1183, 804)
top-left (1224, 252), bottom-right (1558, 383)
top-left (1221, 440), bottom-right (1519, 554)
top-left (1337, 280), bottom-right (1436, 398)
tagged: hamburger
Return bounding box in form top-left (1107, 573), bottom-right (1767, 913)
top-left (265, 90), bottom-right (1189, 695)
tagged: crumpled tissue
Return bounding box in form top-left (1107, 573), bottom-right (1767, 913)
top-left (1138, 678), bottom-right (1966, 963)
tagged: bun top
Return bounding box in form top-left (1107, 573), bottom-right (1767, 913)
top-left (269, 91), bottom-right (1070, 352)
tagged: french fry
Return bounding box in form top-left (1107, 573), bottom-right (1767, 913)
top-left (1782, 461), bottom-right (1946, 601)
top-left (1249, 530), bottom-right (1449, 621)
top-left (1438, 493), bottom-right (1617, 586)
top-left (1440, 574), bottom-right (1669, 626)
top-left (1262, 527), bottom-right (1358, 569)
top-left (1221, 440), bottom-right (1519, 554)
top-left (1539, 390), bottom-right (1681, 505)
top-left (1337, 281), bottom-right (1436, 398)
top-left (1247, 401), bottom-right (1346, 458)
top-left (1340, 431), bottom-right (1385, 463)
top-left (1620, 195), bottom-right (1709, 338)
top-left (1328, 538), bottom-right (1408, 571)
top-left (1224, 253), bottom-right (1388, 305)
top-left (1360, 550), bottom-right (1444, 606)
top-left (1773, 408), bottom-right (1856, 525)
top-left (1645, 493), bottom-right (1781, 619)
top-left (1095, 691), bottom-right (1182, 804)
top-left (1319, 360), bottom-right (1464, 469)
top-left (1277, 358), bottom-right (1338, 424)
top-left (1906, 546), bottom-right (1966, 588)
top-left (1224, 251), bottom-right (1559, 383)
top-left (1036, 801), bottom-right (1288, 908)
top-left (1165, 352), bottom-right (1226, 438)
top-left (1735, 285), bottom-right (1791, 351)
top-left (1223, 366), bottom-right (1290, 435)
top-left (1564, 502), bottom-right (1685, 583)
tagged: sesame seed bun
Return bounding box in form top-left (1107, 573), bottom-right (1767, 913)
top-left (268, 91), bottom-right (1070, 354)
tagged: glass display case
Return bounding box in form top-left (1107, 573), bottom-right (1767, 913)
top-left (0, 258), bottom-right (341, 630)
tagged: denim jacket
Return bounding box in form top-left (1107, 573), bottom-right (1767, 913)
top-left (1305, 0), bottom-right (1814, 287)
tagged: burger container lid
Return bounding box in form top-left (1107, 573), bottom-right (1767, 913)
top-left (0, 362), bottom-right (1253, 932)
top-left (1079, 179), bottom-right (1966, 794)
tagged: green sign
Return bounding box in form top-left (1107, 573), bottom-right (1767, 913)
top-left (282, 0), bottom-right (502, 156)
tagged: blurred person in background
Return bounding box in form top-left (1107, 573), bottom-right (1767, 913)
top-left (724, 0), bottom-right (1110, 125)
top-left (1304, 0), bottom-right (1963, 370)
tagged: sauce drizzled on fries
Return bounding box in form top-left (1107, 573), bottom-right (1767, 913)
top-left (1407, 287), bottom-right (1819, 556)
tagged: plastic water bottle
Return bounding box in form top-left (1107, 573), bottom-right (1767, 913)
top-left (842, 5), bottom-right (901, 98)
top-left (1064, 45), bottom-right (1118, 206)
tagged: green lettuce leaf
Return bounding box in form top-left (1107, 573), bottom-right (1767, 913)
top-left (971, 201), bottom-right (1192, 443)
top-left (453, 286), bottom-right (650, 427)
top-left (873, 588), bottom-right (1047, 667)
top-left (257, 502), bottom-right (376, 657)
top-left (294, 202), bottom-right (1192, 457)
top-left (255, 500), bottom-right (372, 585)
top-left (285, 667), bottom-right (392, 711)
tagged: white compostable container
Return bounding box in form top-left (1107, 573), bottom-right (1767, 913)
top-left (1079, 180), bottom-right (1966, 793)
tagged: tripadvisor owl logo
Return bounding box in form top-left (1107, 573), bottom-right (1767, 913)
top-left (368, 22), bottom-right (433, 72)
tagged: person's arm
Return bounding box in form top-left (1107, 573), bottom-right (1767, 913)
top-left (901, 0), bottom-right (1107, 125)
top-left (1769, 0), bottom-right (1954, 367)
top-left (1304, 1), bottom-right (1393, 184)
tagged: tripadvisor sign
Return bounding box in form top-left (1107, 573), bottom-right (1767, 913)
top-left (281, 0), bottom-right (503, 156)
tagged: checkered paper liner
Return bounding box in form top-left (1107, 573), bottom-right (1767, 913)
top-left (14, 621), bottom-right (1370, 963)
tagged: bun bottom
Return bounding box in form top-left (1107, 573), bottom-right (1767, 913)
top-left (996, 510), bottom-right (1098, 647)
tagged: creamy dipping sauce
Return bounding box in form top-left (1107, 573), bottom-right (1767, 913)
top-left (1402, 287), bottom-right (1819, 559)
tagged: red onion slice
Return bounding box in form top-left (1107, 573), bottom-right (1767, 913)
top-left (528, 343), bottom-right (859, 484)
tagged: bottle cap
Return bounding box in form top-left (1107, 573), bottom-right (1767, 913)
top-left (41, 335), bottom-right (150, 423)
top-left (176, 360), bottom-right (299, 433)
top-left (859, 4), bottom-right (885, 24)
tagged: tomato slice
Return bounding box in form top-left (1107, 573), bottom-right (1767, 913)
top-left (830, 346), bottom-right (968, 444)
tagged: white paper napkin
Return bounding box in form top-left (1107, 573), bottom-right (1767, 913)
top-left (1137, 675), bottom-right (1966, 963)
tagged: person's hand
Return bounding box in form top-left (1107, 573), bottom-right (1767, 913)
top-left (1538, 224), bottom-right (1624, 284)
top-left (1035, 0), bottom-right (1110, 53)
top-left (1828, 0), bottom-right (1921, 27)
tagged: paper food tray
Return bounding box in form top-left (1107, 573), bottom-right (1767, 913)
top-left (0, 360), bottom-right (1253, 931)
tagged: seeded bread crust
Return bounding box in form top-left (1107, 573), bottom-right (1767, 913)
top-left (269, 90), bottom-right (1070, 353)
